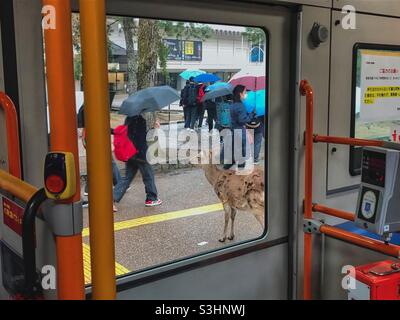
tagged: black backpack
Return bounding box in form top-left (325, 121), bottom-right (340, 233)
top-left (186, 84), bottom-right (199, 106)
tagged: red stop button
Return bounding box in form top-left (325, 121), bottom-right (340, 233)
top-left (45, 175), bottom-right (65, 194)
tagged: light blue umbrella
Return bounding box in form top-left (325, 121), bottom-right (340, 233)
top-left (179, 69), bottom-right (206, 80)
top-left (243, 89), bottom-right (266, 116)
top-left (205, 82), bottom-right (232, 92)
top-left (119, 86), bottom-right (180, 117)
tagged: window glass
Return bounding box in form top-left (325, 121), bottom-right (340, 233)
top-left (69, 15), bottom-right (268, 283)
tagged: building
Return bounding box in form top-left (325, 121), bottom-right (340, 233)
top-left (106, 19), bottom-right (266, 92)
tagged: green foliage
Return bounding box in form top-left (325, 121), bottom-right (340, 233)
top-left (158, 42), bottom-right (169, 82)
top-left (74, 54), bottom-right (82, 81)
top-left (243, 27), bottom-right (266, 44)
top-left (158, 21), bottom-right (213, 41)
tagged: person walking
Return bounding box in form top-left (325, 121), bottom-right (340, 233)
top-left (113, 114), bottom-right (162, 210)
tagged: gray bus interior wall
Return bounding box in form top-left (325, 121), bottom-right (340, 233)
top-left (302, 8), bottom-right (400, 299)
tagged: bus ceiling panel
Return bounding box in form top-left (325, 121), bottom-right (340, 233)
top-left (72, 0), bottom-right (292, 22)
top-left (327, 12), bottom-right (400, 192)
top-left (334, 0), bottom-right (400, 19)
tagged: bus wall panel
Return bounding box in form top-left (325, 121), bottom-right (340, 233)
top-left (295, 5), bottom-right (331, 299)
top-left (117, 243), bottom-right (288, 299)
top-left (334, 0), bottom-right (400, 18)
top-left (327, 12), bottom-right (400, 191)
top-left (13, 0), bottom-right (48, 186)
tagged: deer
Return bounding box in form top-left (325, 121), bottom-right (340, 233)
top-left (196, 151), bottom-right (265, 242)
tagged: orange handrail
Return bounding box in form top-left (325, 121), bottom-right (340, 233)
top-left (0, 169), bottom-right (36, 203)
top-left (0, 92), bottom-right (21, 179)
top-left (312, 204), bottom-right (355, 222)
top-left (320, 225), bottom-right (400, 258)
top-left (42, 0), bottom-right (85, 300)
top-left (301, 79), bottom-right (400, 300)
top-left (314, 135), bottom-right (384, 147)
top-left (300, 79), bottom-right (313, 300)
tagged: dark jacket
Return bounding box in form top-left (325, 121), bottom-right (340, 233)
top-left (230, 101), bottom-right (253, 130)
top-left (180, 85), bottom-right (189, 107)
top-left (125, 115), bottom-right (148, 160)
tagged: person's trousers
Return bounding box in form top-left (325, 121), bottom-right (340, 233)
top-left (197, 105), bottom-right (205, 127)
top-left (183, 106), bottom-right (190, 128)
top-left (188, 105), bottom-right (198, 129)
top-left (253, 122), bottom-right (264, 162)
top-left (85, 156), bottom-right (121, 194)
top-left (113, 159), bottom-right (158, 203)
top-left (220, 128), bottom-right (248, 167)
top-left (207, 107), bottom-right (217, 131)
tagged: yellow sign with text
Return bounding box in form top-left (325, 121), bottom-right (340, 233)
top-left (185, 41), bottom-right (194, 55)
top-left (364, 86), bottom-right (400, 104)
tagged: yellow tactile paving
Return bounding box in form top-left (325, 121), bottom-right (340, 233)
top-left (82, 243), bottom-right (130, 285)
top-left (82, 203), bottom-right (223, 237)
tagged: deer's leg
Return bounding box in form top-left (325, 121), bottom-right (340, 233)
top-left (228, 208), bottom-right (237, 240)
top-left (219, 203), bottom-right (231, 243)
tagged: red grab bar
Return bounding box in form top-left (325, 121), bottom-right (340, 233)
top-left (300, 80), bottom-right (313, 300)
top-left (0, 92), bottom-right (21, 179)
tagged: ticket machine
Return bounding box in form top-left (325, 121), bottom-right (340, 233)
top-left (355, 147), bottom-right (400, 241)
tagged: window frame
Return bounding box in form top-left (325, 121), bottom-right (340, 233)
top-left (349, 42), bottom-right (400, 176)
top-left (76, 13), bottom-right (272, 289)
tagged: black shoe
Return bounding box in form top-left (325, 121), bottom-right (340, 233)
top-left (238, 163), bottom-right (246, 169)
top-left (223, 164), bottom-right (233, 170)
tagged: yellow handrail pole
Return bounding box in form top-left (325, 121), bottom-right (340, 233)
top-left (42, 0), bottom-right (85, 300)
top-left (0, 169), bottom-right (37, 203)
top-left (79, 0), bottom-right (116, 299)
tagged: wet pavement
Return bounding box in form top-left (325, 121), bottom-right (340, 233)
top-left (81, 166), bottom-right (264, 276)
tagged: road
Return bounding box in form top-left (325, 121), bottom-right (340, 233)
top-left (80, 165), bottom-right (264, 283)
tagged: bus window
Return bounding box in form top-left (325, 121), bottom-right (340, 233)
top-left (69, 15), bottom-right (268, 283)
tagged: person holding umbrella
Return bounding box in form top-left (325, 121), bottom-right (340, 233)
top-left (112, 114), bottom-right (162, 209)
top-left (114, 85), bottom-right (180, 208)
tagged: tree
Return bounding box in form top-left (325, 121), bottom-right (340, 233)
top-left (121, 17), bottom-right (137, 94)
top-left (243, 27), bottom-right (266, 44)
top-left (133, 20), bottom-right (213, 129)
top-left (136, 19), bottom-right (161, 129)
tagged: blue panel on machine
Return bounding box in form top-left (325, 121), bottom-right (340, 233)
top-left (336, 221), bottom-right (400, 246)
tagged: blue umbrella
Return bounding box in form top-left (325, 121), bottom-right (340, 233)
top-left (205, 82), bottom-right (232, 92)
top-left (179, 69), bottom-right (205, 80)
top-left (202, 86), bottom-right (233, 102)
top-left (243, 89), bottom-right (266, 116)
top-left (194, 73), bottom-right (221, 83)
top-left (119, 86), bottom-right (180, 117)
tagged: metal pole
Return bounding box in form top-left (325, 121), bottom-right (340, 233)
top-left (79, 0), bottom-right (116, 300)
top-left (0, 92), bottom-right (21, 178)
top-left (300, 80), bottom-right (313, 300)
top-left (42, 0), bottom-right (85, 300)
